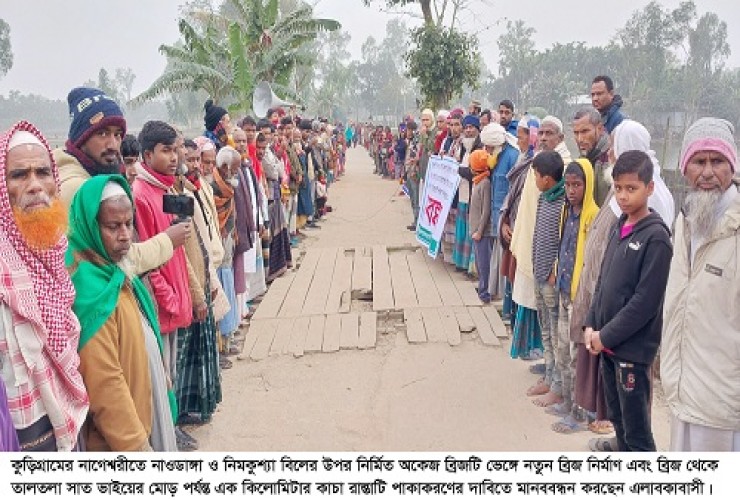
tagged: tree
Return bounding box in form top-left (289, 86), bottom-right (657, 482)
top-left (613, 0), bottom-right (696, 110)
top-left (492, 20), bottom-right (537, 107)
top-left (130, 16), bottom-right (234, 107)
top-left (0, 19), bottom-right (12, 79)
top-left (406, 25), bottom-right (480, 109)
top-left (115, 68), bottom-right (136, 103)
top-left (97, 68), bottom-right (121, 102)
top-left (131, 0), bottom-right (340, 114)
top-left (362, 0), bottom-right (473, 28)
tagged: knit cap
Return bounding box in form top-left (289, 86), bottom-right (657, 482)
top-left (204, 99), bottom-right (228, 132)
top-left (462, 114), bottom-right (481, 130)
top-left (680, 117), bottom-right (737, 174)
top-left (67, 87), bottom-right (126, 147)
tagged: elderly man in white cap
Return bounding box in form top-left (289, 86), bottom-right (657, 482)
top-left (480, 123), bottom-right (519, 300)
top-left (661, 117), bottom-right (740, 451)
top-left (0, 121), bottom-right (89, 451)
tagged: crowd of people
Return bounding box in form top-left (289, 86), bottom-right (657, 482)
top-left (0, 87), bottom-right (347, 452)
top-left (363, 75), bottom-right (738, 453)
top-left (0, 73), bottom-right (738, 454)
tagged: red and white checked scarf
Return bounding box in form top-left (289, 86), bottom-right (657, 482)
top-left (0, 121), bottom-right (88, 450)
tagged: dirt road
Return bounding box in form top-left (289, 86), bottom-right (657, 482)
top-left (192, 147), bottom-right (670, 451)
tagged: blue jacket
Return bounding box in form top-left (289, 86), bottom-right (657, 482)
top-left (505, 120), bottom-right (519, 136)
top-left (491, 142), bottom-right (519, 231)
top-left (602, 95), bottom-right (625, 134)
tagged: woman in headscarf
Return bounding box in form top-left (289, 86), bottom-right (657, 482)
top-left (608, 120), bottom-right (675, 225)
top-left (0, 121), bottom-right (88, 451)
top-left (572, 119), bottom-right (675, 448)
top-left (67, 174), bottom-right (177, 451)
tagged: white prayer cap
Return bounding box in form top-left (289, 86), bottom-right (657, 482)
top-left (101, 181), bottom-right (128, 201)
top-left (8, 130), bottom-right (44, 150)
top-left (541, 115), bottom-right (563, 133)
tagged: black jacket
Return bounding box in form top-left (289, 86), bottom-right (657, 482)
top-left (586, 211), bottom-right (672, 365)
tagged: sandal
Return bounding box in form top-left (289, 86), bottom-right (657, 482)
top-left (588, 420), bottom-right (614, 435)
top-left (219, 358), bottom-right (233, 370)
top-left (545, 402), bottom-right (570, 417)
top-left (552, 415), bottom-right (588, 434)
top-left (588, 437), bottom-right (618, 452)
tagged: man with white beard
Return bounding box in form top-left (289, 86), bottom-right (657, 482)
top-left (661, 117), bottom-right (739, 451)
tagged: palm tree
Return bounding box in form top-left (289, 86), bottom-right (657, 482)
top-left (130, 17), bottom-right (234, 107)
top-left (131, 0), bottom-right (340, 115)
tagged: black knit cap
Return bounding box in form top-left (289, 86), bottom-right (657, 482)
top-left (204, 99), bottom-right (227, 132)
top-left (298, 119), bottom-right (313, 131)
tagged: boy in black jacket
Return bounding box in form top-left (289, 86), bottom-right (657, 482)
top-left (584, 150), bottom-right (672, 451)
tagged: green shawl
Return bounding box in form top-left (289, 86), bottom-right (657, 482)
top-left (66, 175), bottom-right (177, 421)
top-left (543, 178), bottom-right (566, 202)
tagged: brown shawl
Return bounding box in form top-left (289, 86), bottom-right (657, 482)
top-left (211, 169), bottom-right (234, 236)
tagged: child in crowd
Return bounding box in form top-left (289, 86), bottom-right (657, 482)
top-left (529, 151), bottom-right (566, 407)
top-left (585, 150), bottom-right (672, 451)
top-left (549, 159), bottom-right (600, 433)
top-left (468, 150), bottom-right (493, 303)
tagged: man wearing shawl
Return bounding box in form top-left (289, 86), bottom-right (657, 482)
top-left (232, 127), bottom-right (268, 320)
top-left (189, 137), bottom-right (232, 326)
top-left (67, 175), bottom-right (176, 451)
top-left (211, 147), bottom-right (241, 358)
top-left (0, 121), bottom-right (88, 451)
top-left (500, 116), bottom-right (541, 351)
top-left (574, 120), bottom-right (675, 451)
top-left (573, 108), bottom-right (611, 205)
top-left (257, 125), bottom-right (292, 282)
top-left (454, 114), bottom-right (484, 273)
top-left (480, 123), bottom-right (519, 301)
top-left (236, 130), bottom-right (270, 303)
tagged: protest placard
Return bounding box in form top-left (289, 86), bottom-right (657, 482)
top-left (416, 155), bottom-right (461, 258)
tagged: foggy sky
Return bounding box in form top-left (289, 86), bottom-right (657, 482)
top-left (0, 0), bottom-right (738, 100)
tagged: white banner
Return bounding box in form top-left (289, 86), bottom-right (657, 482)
top-left (416, 155), bottom-right (461, 258)
top-left (2, 451), bottom-right (733, 498)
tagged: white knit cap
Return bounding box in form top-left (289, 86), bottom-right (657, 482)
top-left (541, 115), bottom-right (564, 134)
top-left (480, 123), bottom-right (506, 147)
top-left (421, 108), bottom-right (435, 118)
top-left (437, 109), bottom-right (450, 119)
top-left (8, 130), bottom-right (43, 150)
top-left (101, 181), bottom-right (128, 201)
